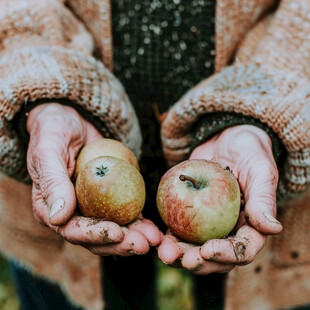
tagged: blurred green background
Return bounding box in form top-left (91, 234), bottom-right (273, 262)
top-left (0, 255), bottom-right (19, 310)
top-left (0, 254), bottom-right (194, 310)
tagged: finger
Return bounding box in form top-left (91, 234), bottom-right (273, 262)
top-left (200, 225), bottom-right (266, 265)
top-left (32, 186), bottom-right (125, 245)
top-left (157, 231), bottom-right (196, 266)
top-left (29, 141), bottom-right (76, 226)
top-left (181, 246), bottom-right (235, 275)
top-left (88, 229), bottom-right (150, 256)
top-left (128, 216), bottom-right (163, 246)
top-left (157, 235), bottom-right (183, 264)
top-left (31, 186), bottom-right (50, 225)
top-left (242, 158), bottom-right (282, 235)
top-left (181, 247), bottom-right (204, 271)
top-left (191, 261), bottom-right (235, 275)
top-left (54, 217), bottom-right (124, 245)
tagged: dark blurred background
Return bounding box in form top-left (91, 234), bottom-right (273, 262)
top-left (0, 254), bottom-right (194, 310)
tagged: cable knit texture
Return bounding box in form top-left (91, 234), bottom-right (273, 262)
top-left (161, 0), bottom-right (310, 204)
top-left (0, 0), bottom-right (142, 181)
top-left (0, 1), bottom-right (309, 310)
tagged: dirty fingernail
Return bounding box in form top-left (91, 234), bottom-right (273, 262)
top-left (49, 199), bottom-right (64, 219)
top-left (189, 264), bottom-right (203, 271)
top-left (128, 250), bottom-right (141, 255)
top-left (264, 213), bottom-right (281, 225)
top-left (205, 253), bottom-right (221, 261)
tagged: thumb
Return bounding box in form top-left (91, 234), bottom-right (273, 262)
top-left (29, 144), bottom-right (76, 226)
top-left (243, 160), bottom-right (283, 235)
top-left (46, 172), bottom-right (76, 226)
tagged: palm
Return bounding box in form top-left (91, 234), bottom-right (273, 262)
top-left (157, 125), bottom-right (282, 274)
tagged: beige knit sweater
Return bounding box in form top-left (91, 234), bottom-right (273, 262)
top-left (0, 0), bottom-right (309, 309)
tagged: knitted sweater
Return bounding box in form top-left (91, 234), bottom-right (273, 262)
top-left (0, 1), bottom-right (309, 310)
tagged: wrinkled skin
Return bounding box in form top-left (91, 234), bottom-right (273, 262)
top-left (157, 125), bottom-right (283, 275)
top-left (27, 103), bottom-right (162, 256)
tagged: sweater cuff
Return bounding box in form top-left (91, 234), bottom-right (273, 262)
top-left (189, 112), bottom-right (285, 166)
top-left (0, 46), bottom-right (142, 181)
top-left (161, 64), bottom-right (310, 204)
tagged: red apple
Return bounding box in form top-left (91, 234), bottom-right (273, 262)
top-left (156, 159), bottom-right (240, 244)
top-left (75, 156), bottom-right (145, 225)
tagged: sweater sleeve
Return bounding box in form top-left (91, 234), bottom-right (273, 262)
top-left (0, 0), bottom-right (142, 181)
top-left (161, 0), bottom-right (310, 204)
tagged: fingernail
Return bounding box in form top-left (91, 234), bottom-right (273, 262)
top-left (128, 250), bottom-right (141, 255)
top-left (189, 264), bottom-right (203, 271)
top-left (49, 199), bottom-right (65, 219)
top-left (205, 253), bottom-right (221, 262)
top-left (264, 213), bottom-right (281, 225)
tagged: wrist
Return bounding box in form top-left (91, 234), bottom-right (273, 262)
top-left (221, 125), bottom-right (273, 152)
top-left (26, 104), bottom-right (47, 134)
top-left (26, 103), bottom-right (80, 135)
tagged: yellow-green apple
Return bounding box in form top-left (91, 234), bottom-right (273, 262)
top-left (73, 138), bottom-right (139, 182)
top-left (156, 159), bottom-right (240, 244)
top-left (75, 156), bottom-right (145, 225)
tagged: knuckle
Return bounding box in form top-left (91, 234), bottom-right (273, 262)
top-left (231, 239), bottom-right (255, 265)
top-left (260, 194), bottom-right (277, 209)
top-left (230, 240), bottom-right (247, 263)
top-left (29, 149), bottom-right (52, 180)
top-left (40, 174), bottom-right (65, 199)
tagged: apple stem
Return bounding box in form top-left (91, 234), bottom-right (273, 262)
top-left (179, 174), bottom-right (199, 189)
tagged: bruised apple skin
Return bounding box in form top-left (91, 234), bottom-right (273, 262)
top-left (75, 156), bottom-right (146, 225)
top-left (156, 159), bottom-right (241, 244)
top-left (73, 138), bottom-right (139, 182)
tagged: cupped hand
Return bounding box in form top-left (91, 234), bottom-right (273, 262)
top-left (157, 125), bottom-right (283, 274)
top-left (26, 103), bottom-right (162, 256)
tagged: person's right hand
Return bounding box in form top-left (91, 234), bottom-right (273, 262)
top-left (26, 103), bottom-right (162, 256)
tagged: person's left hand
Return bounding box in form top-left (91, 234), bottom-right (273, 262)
top-left (157, 125), bottom-right (283, 275)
